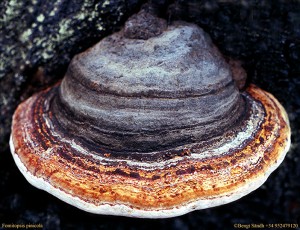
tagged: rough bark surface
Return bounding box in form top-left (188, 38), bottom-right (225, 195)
top-left (0, 0), bottom-right (143, 149)
top-left (1, 0), bottom-right (300, 229)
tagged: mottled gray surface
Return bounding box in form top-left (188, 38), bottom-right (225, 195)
top-left (56, 20), bottom-right (243, 152)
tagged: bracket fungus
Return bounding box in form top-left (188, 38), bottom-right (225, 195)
top-left (10, 12), bottom-right (291, 218)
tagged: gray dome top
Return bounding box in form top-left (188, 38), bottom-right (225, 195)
top-left (67, 22), bottom-right (233, 97)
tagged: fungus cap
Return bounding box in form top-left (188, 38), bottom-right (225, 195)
top-left (10, 18), bottom-right (290, 218)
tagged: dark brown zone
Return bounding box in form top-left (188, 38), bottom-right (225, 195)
top-left (259, 137), bottom-right (265, 144)
top-left (30, 90), bottom-right (62, 151)
top-left (48, 87), bottom-right (256, 162)
top-left (32, 98), bottom-right (49, 151)
top-left (176, 165), bottom-right (196, 175)
top-left (199, 165), bottom-right (213, 171)
top-left (106, 168), bottom-right (142, 179)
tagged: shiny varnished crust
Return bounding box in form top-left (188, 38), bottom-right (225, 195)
top-left (10, 84), bottom-right (290, 218)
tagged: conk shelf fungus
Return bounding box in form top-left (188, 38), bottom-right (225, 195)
top-left (10, 12), bottom-right (291, 218)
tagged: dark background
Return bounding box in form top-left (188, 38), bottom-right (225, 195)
top-left (0, 0), bottom-right (300, 229)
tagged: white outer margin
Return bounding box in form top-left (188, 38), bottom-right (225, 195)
top-left (9, 134), bottom-right (291, 219)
